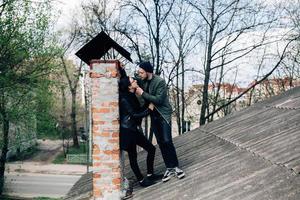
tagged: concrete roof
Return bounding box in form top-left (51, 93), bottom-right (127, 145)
top-left (65, 86), bottom-right (300, 200)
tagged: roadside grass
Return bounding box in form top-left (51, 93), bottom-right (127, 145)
top-left (52, 142), bottom-right (88, 165)
top-left (52, 152), bottom-right (66, 164)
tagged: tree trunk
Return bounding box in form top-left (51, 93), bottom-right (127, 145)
top-left (200, 0), bottom-right (215, 126)
top-left (71, 90), bottom-right (79, 148)
top-left (176, 65), bottom-right (181, 135)
top-left (155, 0), bottom-right (160, 75)
top-left (0, 110), bottom-right (9, 195)
top-left (211, 64), bottom-right (224, 121)
top-left (181, 58), bottom-right (185, 134)
top-left (61, 86), bottom-right (68, 156)
top-left (200, 40), bottom-right (213, 125)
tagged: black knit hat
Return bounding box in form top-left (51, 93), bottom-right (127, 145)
top-left (139, 61), bottom-right (153, 73)
top-left (119, 76), bottom-right (131, 92)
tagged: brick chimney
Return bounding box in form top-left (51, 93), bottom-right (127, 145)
top-left (89, 60), bottom-right (121, 200)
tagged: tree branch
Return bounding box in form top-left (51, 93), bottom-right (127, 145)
top-left (205, 38), bottom-right (297, 120)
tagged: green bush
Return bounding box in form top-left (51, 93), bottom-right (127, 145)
top-left (7, 146), bottom-right (39, 162)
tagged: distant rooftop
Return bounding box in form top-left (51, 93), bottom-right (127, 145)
top-left (65, 86), bottom-right (300, 200)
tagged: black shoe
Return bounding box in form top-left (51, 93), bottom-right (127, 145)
top-left (162, 169), bottom-right (174, 182)
top-left (121, 190), bottom-right (133, 200)
top-left (174, 167), bottom-right (185, 179)
top-left (147, 173), bottom-right (164, 181)
top-left (139, 177), bottom-right (155, 187)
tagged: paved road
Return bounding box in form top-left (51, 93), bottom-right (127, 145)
top-left (3, 173), bottom-right (81, 198)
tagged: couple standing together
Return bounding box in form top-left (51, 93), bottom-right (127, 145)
top-left (119, 61), bottom-right (185, 187)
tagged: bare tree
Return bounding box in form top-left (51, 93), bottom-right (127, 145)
top-left (79, 0), bottom-right (115, 39)
top-left (165, 0), bottom-right (201, 134)
top-left (59, 22), bottom-right (83, 148)
top-left (59, 58), bottom-right (82, 148)
top-left (278, 0), bottom-right (300, 85)
top-left (122, 0), bottom-right (175, 75)
top-left (206, 37), bottom-right (298, 120)
top-left (186, 0), bottom-right (280, 125)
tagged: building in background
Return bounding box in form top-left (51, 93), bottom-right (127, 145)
top-left (176, 77), bottom-right (300, 131)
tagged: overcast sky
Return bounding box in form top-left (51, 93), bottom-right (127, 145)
top-left (53, 0), bottom-right (290, 88)
top-left (53, 0), bottom-right (83, 30)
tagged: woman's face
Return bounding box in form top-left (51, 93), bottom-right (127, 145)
top-left (128, 77), bottom-right (138, 91)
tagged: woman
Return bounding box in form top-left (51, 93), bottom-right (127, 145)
top-left (119, 75), bottom-right (157, 187)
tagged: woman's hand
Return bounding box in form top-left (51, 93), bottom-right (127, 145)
top-left (148, 103), bottom-right (155, 110)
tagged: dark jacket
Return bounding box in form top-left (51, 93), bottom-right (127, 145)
top-left (119, 92), bottom-right (150, 150)
top-left (137, 75), bottom-right (172, 123)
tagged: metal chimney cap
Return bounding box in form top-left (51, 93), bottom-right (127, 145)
top-left (75, 31), bottom-right (133, 65)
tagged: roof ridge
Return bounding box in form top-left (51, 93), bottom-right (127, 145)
top-left (204, 130), bottom-right (299, 177)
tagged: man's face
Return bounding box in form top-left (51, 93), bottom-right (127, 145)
top-left (138, 68), bottom-right (148, 80)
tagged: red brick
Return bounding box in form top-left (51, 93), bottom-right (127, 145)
top-left (93, 189), bottom-right (102, 197)
top-left (112, 120), bottom-right (119, 125)
top-left (100, 132), bottom-right (110, 137)
top-left (92, 108), bottom-right (110, 113)
top-left (112, 178), bottom-right (121, 185)
top-left (100, 102), bottom-right (110, 107)
top-left (109, 102), bottom-right (119, 107)
top-left (90, 72), bottom-right (105, 78)
top-left (112, 167), bottom-right (120, 172)
top-left (108, 139), bottom-right (119, 144)
top-left (113, 185), bottom-right (121, 190)
top-left (103, 150), bottom-right (119, 155)
top-left (97, 169), bottom-right (112, 174)
top-left (92, 126), bottom-right (100, 132)
top-left (93, 108), bottom-right (110, 113)
top-left (93, 162), bottom-right (102, 167)
top-left (93, 121), bottom-right (106, 125)
top-left (112, 132), bottom-right (119, 138)
top-left (111, 154), bottom-right (119, 160)
top-left (93, 149), bottom-right (100, 154)
top-left (103, 162), bottom-right (117, 168)
top-left (93, 173), bottom-right (101, 178)
top-left (110, 143), bottom-right (119, 149)
top-left (93, 144), bottom-right (100, 153)
top-left (111, 108), bottom-right (118, 112)
top-left (93, 156), bottom-right (101, 161)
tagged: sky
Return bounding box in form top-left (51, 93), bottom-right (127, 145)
top-left (53, 0), bottom-right (83, 30)
top-left (53, 0), bottom-right (292, 88)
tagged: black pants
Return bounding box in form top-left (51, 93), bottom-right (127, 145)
top-left (127, 132), bottom-right (156, 181)
top-left (151, 114), bottom-right (179, 168)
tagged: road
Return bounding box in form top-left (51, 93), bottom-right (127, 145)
top-left (3, 173), bottom-right (81, 198)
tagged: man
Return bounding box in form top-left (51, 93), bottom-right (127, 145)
top-left (133, 61), bottom-right (185, 182)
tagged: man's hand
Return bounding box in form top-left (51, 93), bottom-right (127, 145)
top-left (148, 103), bottom-right (154, 111)
top-left (136, 87), bottom-right (144, 96)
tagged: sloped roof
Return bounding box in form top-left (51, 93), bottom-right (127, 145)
top-left (65, 87), bottom-right (300, 200)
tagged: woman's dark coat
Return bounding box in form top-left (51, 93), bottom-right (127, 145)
top-left (119, 92), bottom-right (149, 150)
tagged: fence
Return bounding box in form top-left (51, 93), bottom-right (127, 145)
top-left (66, 154), bottom-right (89, 164)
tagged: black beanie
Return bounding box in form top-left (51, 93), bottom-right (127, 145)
top-left (119, 76), bottom-right (131, 92)
top-left (139, 61), bottom-right (153, 73)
